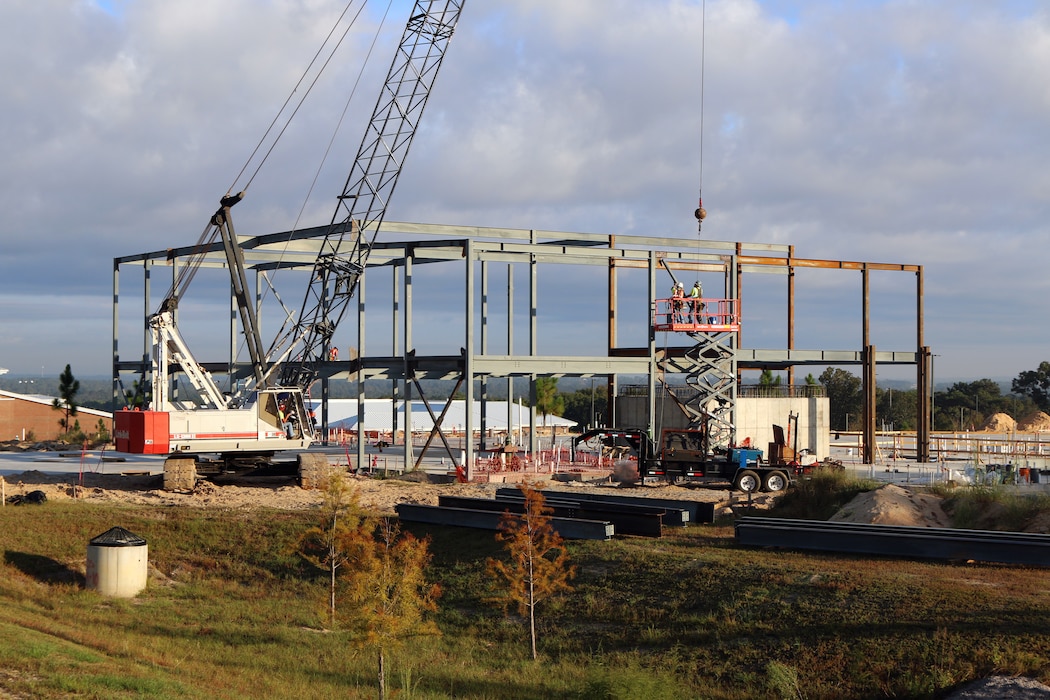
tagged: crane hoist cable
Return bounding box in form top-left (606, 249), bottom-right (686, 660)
top-left (243, 0), bottom-right (398, 368)
top-left (160, 0), bottom-right (372, 310)
top-left (694, 0), bottom-right (707, 235)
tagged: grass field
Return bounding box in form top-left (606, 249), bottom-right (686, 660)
top-left (0, 480), bottom-right (1048, 699)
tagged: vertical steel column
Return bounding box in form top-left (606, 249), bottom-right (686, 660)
top-left (356, 273), bottom-right (367, 472)
top-left (647, 253), bottom-right (657, 440)
top-left (464, 239), bottom-right (475, 477)
top-left (392, 264), bottom-right (400, 451)
top-left (862, 265), bottom-right (873, 463)
top-left (735, 244), bottom-right (743, 343)
top-left (480, 261), bottom-right (488, 452)
top-left (918, 345), bottom-right (932, 462)
top-left (863, 344), bottom-right (877, 464)
top-left (254, 270), bottom-right (264, 405)
top-left (729, 253), bottom-right (739, 439)
top-left (143, 260), bottom-right (152, 398)
top-left (528, 230), bottom-right (537, 457)
top-left (112, 261), bottom-right (120, 408)
top-left (507, 263), bottom-right (514, 444)
top-left (787, 245), bottom-right (795, 387)
top-left (404, 252), bottom-right (414, 468)
top-left (916, 265), bottom-right (930, 461)
top-left (170, 259), bottom-right (180, 405)
top-left (607, 235), bottom-right (617, 426)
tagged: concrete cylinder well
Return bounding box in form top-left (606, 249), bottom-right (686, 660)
top-left (86, 526), bottom-right (148, 598)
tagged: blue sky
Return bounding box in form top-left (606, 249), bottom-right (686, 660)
top-left (1, 0), bottom-right (1049, 384)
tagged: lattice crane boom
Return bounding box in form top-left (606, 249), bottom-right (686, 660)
top-left (276, 1), bottom-right (465, 391)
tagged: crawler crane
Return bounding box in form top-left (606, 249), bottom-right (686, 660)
top-left (114, 1), bottom-right (465, 489)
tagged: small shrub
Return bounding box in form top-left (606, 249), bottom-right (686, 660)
top-left (938, 486), bottom-right (1050, 531)
top-left (766, 660), bottom-right (804, 700)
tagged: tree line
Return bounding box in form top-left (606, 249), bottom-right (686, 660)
top-left (819, 361), bottom-right (1050, 432)
top-left (29, 361), bottom-right (1050, 437)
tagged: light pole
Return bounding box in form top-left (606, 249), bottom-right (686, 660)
top-left (845, 413), bottom-right (851, 432)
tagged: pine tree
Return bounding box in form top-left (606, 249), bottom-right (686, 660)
top-left (298, 477), bottom-right (440, 699)
top-left (534, 377), bottom-right (565, 428)
top-left (486, 483), bottom-right (575, 659)
top-left (51, 364), bottom-right (80, 435)
top-left (296, 476), bottom-right (374, 627)
top-left (346, 519), bottom-right (441, 699)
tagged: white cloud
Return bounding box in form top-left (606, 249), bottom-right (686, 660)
top-left (0, 0), bottom-right (1047, 381)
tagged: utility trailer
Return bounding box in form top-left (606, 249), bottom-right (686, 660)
top-left (572, 427), bottom-right (795, 493)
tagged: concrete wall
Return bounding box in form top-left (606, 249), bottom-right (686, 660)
top-left (615, 395), bottom-right (830, 460)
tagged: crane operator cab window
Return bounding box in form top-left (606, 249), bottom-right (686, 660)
top-left (276, 396), bottom-right (299, 439)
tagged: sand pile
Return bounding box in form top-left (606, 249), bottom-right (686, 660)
top-left (1018, 411), bottom-right (1050, 432)
top-left (981, 412), bottom-right (1017, 432)
top-left (829, 483), bottom-right (949, 527)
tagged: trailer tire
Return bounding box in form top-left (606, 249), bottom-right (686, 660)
top-left (762, 470), bottom-right (789, 493)
top-left (734, 469), bottom-right (760, 493)
top-left (163, 457), bottom-right (197, 492)
top-left (298, 453), bottom-right (334, 490)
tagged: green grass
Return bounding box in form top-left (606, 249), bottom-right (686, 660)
top-left (933, 484), bottom-right (1050, 532)
top-left (0, 500), bottom-right (1048, 699)
top-left (765, 469), bottom-right (883, 521)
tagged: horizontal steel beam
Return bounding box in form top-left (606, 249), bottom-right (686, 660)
top-left (494, 487), bottom-right (701, 526)
top-left (735, 517), bottom-right (1050, 567)
top-left (395, 503), bottom-right (614, 540)
top-left (439, 495), bottom-right (664, 537)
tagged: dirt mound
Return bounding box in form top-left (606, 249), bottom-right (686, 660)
top-left (982, 412), bottom-right (1017, 432)
top-left (1018, 411), bottom-right (1050, 432)
top-left (0, 470), bottom-right (727, 515)
top-left (829, 484), bottom-right (949, 528)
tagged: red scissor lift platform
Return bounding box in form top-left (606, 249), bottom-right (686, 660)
top-left (652, 297), bottom-right (740, 334)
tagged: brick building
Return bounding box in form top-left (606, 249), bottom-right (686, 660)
top-left (0, 390), bottom-right (112, 443)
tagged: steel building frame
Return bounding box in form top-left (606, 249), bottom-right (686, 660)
top-left (113, 221), bottom-right (930, 473)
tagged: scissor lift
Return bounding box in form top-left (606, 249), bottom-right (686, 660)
top-left (653, 297), bottom-right (740, 450)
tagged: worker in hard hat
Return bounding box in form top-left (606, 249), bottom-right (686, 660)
top-left (672, 282), bottom-right (685, 323)
top-left (689, 281), bottom-right (703, 324)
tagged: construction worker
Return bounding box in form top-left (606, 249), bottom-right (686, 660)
top-left (278, 401), bottom-right (294, 439)
top-left (672, 282), bottom-right (685, 322)
top-left (689, 281), bottom-right (703, 323)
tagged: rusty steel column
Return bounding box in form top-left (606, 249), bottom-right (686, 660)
top-left (607, 235), bottom-right (617, 426)
top-left (788, 245), bottom-right (795, 387)
top-left (916, 264), bottom-right (931, 461)
top-left (861, 265), bottom-right (874, 463)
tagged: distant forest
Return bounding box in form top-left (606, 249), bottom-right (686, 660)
top-left (5, 359), bottom-right (1050, 434)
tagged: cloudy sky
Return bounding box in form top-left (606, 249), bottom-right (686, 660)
top-left (1, 0), bottom-right (1048, 385)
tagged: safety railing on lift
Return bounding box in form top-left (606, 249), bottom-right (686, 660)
top-left (652, 297), bottom-right (740, 333)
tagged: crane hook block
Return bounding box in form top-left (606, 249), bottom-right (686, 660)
top-left (694, 207), bottom-right (707, 221)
